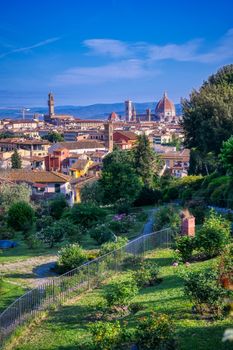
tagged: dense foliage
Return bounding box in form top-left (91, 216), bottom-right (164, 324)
top-left (174, 235), bottom-right (195, 262)
top-left (196, 210), bottom-right (231, 258)
top-left (57, 243), bottom-right (87, 272)
top-left (104, 278), bottom-right (138, 307)
top-left (100, 149), bottom-right (142, 206)
top-left (154, 206), bottom-right (181, 234)
top-left (136, 313), bottom-right (176, 350)
top-left (182, 64), bottom-right (233, 174)
top-left (133, 133), bottom-right (161, 188)
top-left (0, 183), bottom-right (31, 211)
top-left (183, 270), bottom-right (228, 317)
top-left (11, 149), bottom-right (22, 169)
top-left (7, 201), bottom-right (35, 233)
top-left (42, 131), bottom-right (64, 142)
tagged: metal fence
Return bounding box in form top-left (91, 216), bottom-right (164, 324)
top-left (0, 228), bottom-right (173, 346)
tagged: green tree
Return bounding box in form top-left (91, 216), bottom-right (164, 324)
top-left (80, 181), bottom-right (103, 204)
top-left (42, 132), bottom-right (64, 143)
top-left (39, 219), bottom-right (78, 248)
top-left (133, 134), bottom-right (161, 188)
top-left (7, 201), bottom-right (35, 233)
top-left (100, 150), bottom-right (142, 205)
top-left (49, 195), bottom-right (68, 219)
top-left (11, 149), bottom-right (22, 169)
top-left (0, 183), bottom-right (31, 211)
top-left (182, 65), bottom-right (233, 173)
top-left (220, 135), bottom-right (233, 174)
top-left (65, 203), bottom-right (107, 229)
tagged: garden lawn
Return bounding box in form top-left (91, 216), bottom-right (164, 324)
top-left (4, 248), bottom-right (232, 350)
top-left (0, 280), bottom-right (25, 313)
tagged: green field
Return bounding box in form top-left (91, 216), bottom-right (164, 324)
top-left (5, 249), bottom-right (232, 350)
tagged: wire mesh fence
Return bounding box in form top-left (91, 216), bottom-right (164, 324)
top-left (0, 228), bottom-right (173, 346)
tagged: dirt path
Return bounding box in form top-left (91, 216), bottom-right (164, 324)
top-left (0, 255), bottom-right (58, 287)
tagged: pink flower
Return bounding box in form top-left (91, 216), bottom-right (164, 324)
top-left (185, 262), bottom-right (190, 267)
top-left (172, 262), bottom-right (179, 267)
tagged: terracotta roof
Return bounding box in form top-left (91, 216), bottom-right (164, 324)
top-left (54, 140), bottom-right (105, 150)
top-left (0, 170), bottom-right (71, 184)
top-left (70, 159), bottom-right (90, 171)
top-left (114, 131), bottom-right (138, 140)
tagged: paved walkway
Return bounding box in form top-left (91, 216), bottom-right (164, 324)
top-left (142, 208), bottom-right (157, 235)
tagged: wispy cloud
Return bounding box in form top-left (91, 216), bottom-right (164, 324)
top-left (148, 40), bottom-right (203, 62)
top-left (54, 59), bottom-right (156, 85)
top-left (83, 29), bottom-right (233, 64)
top-left (0, 37), bottom-right (61, 59)
top-left (53, 29), bottom-right (233, 87)
top-left (83, 39), bottom-right (130, 57)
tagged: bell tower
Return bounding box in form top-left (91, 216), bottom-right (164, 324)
top-left (104, 121), bottom-right (113, 152)
top-left (48, 92), bottom-right (55, 117)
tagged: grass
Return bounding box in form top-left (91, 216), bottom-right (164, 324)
top-left (4, 248), bottom-right (232, 350)
top-left (0, 279), bottom-right (25, 313)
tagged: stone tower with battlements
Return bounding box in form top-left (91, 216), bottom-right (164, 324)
top-left (48, 92), bottom-right (55, 117)
top-left (104, 121), bottom-right (113, 152)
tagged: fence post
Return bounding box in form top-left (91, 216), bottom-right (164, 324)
top-left (87, 264), bottom-right (90, 290)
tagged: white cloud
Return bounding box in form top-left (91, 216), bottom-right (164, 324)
top-left (54, 59), bottom-right (155, 85)
top-left (53, 29), bottom-right (233, 87)
top-left (0, 37), bottom-right (61, 59)
top-left (148, 40), bottom-right (202, 62)
top-left (83, 39), bottom-right (130, 57)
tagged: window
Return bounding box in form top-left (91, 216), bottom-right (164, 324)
top-left (55, 184), bottom-right (61, 193)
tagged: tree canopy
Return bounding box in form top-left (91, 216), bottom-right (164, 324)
top-left (133, 134), bottom-right (161, 188)
top-left (220, 135), bottom-right (233, 174)
top-left (100, 149), bottom-right (142, 205)
top-left (42, 132), bottom-right (64, 143)
top-left (11, 149), bottom-right (22, 169)
top-left (182, 64), bottom-right (233, 174)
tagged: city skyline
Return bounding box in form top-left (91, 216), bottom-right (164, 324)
top-left (0, 0), bottom-right (233, 107)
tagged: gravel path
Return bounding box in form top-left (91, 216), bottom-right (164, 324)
top-left (1, 255), bottom-right (58, 287)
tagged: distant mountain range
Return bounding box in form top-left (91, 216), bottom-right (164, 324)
top-left (0, 102), bottom-right (182, 120)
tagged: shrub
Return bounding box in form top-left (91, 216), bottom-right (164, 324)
top-left (154, 206), bottom-right (181, 234)
top-left (90, 223), bottom-right (115, 245)
top-left (26, 233), bottom-right (43, 249)
top-left (0, 183), bottom-right (31, 211)
top-left (65, 203), bottom-right (107, 229)
top-left (38, 219), bottom-right (78, 248)
top-left (7, 201), bottom-right (35, 233)
top-left (187, 200), bottom-right (207, 224)
top-left (196, 210), bottom-right (231, 258)
top-left (123, 255), bottom-right (144, 270)
top-left (136, 313), bottom-right (176, 350)
top-left (89, 321), bottom-right (122, 350)
top-left (57, 243), bottom-right (87, 272)
top-left (218, 243), bottom-right (233, 288)
top-left (134, 186), bottom-right (162, 206)
top-left (49, 195), bottom-right (68, 220)
top-left (174, 235), bottom-right (195, 262)
top-left (183, 270), bottom-right (228, 316)
top-left (99, 237), bottom-right (128, 256)
top-left (36, 215), bottom-right (53, 231)
top-left (115, 200), bottom-right (131, 215)
top-left (133, 261), bottom-right (160, 288)
top-left (104, 278), bottom-right (138, 308)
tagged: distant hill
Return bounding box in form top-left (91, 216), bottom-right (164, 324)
top-left (0, 102), bottom-right (182, 120)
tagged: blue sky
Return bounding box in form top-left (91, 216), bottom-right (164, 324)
top-left (0, 0), bottom-right (233, 107)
